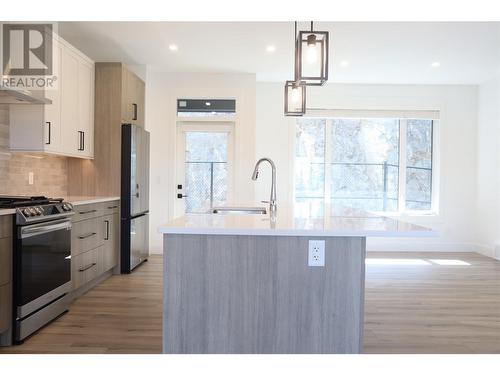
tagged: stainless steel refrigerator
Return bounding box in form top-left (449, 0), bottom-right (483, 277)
top-left (121, 123), bottom-right (150, 273)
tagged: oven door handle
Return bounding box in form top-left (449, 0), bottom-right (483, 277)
top-left (21, 220), bottom-right (72, 239)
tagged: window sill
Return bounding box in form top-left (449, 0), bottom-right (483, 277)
top-left (370, 210), bottom-right (439, 219)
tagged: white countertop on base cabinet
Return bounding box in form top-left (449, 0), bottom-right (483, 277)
top-left (159, 211), bottom-right (435, 238)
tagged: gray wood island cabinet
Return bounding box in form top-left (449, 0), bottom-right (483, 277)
top-left (160, 213), bottom-right (433, 354)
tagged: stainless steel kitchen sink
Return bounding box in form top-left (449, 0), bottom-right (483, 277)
top-left (211, 206), bottom-right (267, 215)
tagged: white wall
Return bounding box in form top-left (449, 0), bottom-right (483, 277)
top-left (476, 77), bottom-right (500, 258)
top-left (146, 72), bottom-right (256, 253)
top-left (256, 83), bottom-right (479, 252)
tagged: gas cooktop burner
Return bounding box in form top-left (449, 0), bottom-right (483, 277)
top-left (0, 195), bottom-right (63, 209)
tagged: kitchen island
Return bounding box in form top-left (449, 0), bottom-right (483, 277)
top-left (159, 211), bottom-right (434, 354)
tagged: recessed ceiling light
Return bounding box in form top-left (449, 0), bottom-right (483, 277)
top-left (431, 61), bottom-right (440, 68)
top-left (340, 60), bottom-right (350, 67)
top-left (266, 45), bottom-right (276, 53)
top-left (168, 44), bottom-right (178, 52)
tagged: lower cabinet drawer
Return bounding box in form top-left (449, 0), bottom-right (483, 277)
top-left (71, 218), bottom-right (104, 257)
top-left (72, 203), bottom-right (101, 222)
top-left (0, 283), bottom-right (11, 333)
top-left (100, 201), bottom-right (120, 216)
top-left (72, 247), bottom-right (101, 290)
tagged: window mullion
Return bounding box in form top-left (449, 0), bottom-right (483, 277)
top-left (398, 119), bottom-right (408, 212)
top-left (324, 119), bottom-right (332, 217)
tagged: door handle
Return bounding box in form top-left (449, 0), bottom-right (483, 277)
top-left (77, 131), bottom-right (84, 151)
top-left (45, 121), bottom-right (51, 145)
top-left (104, 220), bottom-right (110, 240)
top-left (132, 103), bottom-right (138, 121)
top-left (177, 194), bottom-right (188, 199)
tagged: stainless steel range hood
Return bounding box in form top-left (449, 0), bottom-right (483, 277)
top-left (0, 87), bottom-right (52, 105)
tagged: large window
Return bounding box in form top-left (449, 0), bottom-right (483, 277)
top-left (295, 116), bottom-right (435, 217)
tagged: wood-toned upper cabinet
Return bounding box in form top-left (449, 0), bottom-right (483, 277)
top-left (9, 35), bottom-right (95, 159)
top-left (121, 67), bottom-right (145, 128)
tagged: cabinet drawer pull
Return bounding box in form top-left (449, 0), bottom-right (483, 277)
top-left (78, 232), bottom-right (96, 240)
top-left (78, 262), bottom-right (97, 272)
top-left (107, 205), bottom-right (118, 209)
top-left (78, 209), bottom-right (98, 215)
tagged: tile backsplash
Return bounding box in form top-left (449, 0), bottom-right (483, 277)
top-left (0, 105), bottom-right (68, 198)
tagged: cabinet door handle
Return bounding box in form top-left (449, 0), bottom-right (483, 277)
top-left (77, 131), bottom-right (83, 151)
top-left (104, 220), bottom-right (110, 240)
top-left (45, 122), bottom-right (51, 145)
top-left (78, 232), bottom-right (96, 240)
top-left (78, 262), bottom-right (97, 272)
top-left (107, 205), bottom-right (118, 209)
top-left (82, 131), bottom-right (85, 151)
top-left (78, 209), bottom-right (98, 215)
top-left (132, 103), bottom-right (138, 121)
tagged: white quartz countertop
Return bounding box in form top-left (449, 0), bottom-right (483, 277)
top-left (64, 196), bottom-right (120, 206)
top-left (0, 196), bottom-right (119, 215)
top-left (158, 211), bottom-right (435, 237)
top-left (0, 208), bottom-right (15, 216)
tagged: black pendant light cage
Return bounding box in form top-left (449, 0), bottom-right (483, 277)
top-left (295, 22), bottom-right (329, 86)
top-left (284, 80), bottom-right (306, 116)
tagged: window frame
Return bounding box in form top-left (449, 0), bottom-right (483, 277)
top-left (291, 113), bottom-right (439, 217)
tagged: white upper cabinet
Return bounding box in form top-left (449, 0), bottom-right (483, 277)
top-left (10, 35), bottom-right (95, 159)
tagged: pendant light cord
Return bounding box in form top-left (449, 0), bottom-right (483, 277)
top-left (310, 21), bottom-right (313, 31)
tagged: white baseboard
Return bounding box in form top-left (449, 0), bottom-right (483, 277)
top-left (475, 243), bottom-right (500, 260)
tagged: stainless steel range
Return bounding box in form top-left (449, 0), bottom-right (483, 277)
top-left (0, 196), bottom-right (74, 343)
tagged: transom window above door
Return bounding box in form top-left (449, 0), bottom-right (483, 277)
top-left (177, 99), bottom-right (236, 118)
top-left (294, 114), bottom-right (436, 218)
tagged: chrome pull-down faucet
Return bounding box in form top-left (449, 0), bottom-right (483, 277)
top-left (252, 157), bottom-right (277, 214)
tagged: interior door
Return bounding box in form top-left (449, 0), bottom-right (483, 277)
top-left (175, 123), bottom-right (234, 216)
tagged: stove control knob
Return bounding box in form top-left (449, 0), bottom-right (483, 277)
top-left (29, 207), bottom-right (37, 216)
top-left (35, 207), bottom-right (43, 215)
top-left (23, 208), bottom-right (31, 217)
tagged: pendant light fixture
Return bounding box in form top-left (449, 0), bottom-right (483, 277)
top-left (285, 22), bottom-right (306, 116)
top-left (295, 21), bottom-right (329, 86)
top-left (284, 80), bottom-right (306, 116)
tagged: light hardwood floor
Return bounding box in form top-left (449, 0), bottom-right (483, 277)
top-left (1, 252), bottom-right (499, 354)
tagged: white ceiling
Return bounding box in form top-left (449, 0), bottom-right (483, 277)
top-left (58, 22), bottom-right (499, 84)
